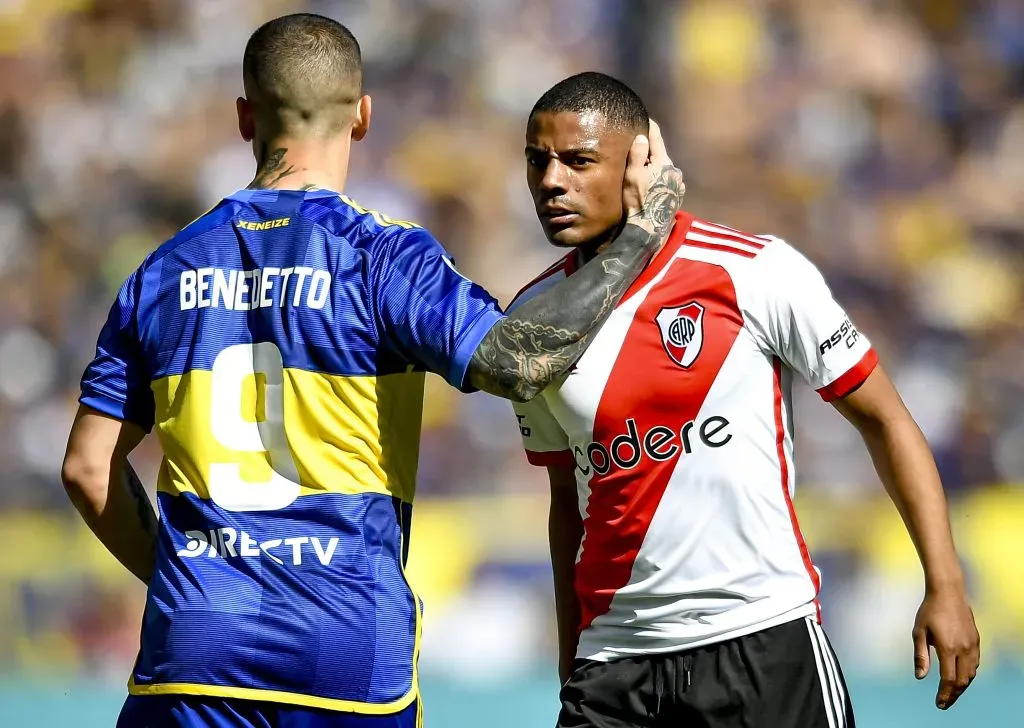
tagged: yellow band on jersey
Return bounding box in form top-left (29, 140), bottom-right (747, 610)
top-left (151, 368), bottom-right (425, 505)
top-left (127, 677), bottom-right (419, 714)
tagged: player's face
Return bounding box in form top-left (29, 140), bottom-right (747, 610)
top-left (526, 111), bottom-right (636, 248)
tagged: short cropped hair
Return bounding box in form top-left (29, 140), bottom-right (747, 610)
top-left (530, 72), bottom-right (649, 134)
top-left (243, 14), bottom-right (362, 132)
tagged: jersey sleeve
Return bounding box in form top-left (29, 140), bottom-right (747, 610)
top-left (79, 269), bottom-right (155, 431)
top-left (753, 241), bottom-right (878, 401)
top-left (373, 226), bottom-right (505, 392)
top-left (511, 395), bottom-right (575, 468)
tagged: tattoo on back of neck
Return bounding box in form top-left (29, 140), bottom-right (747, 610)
top-left (248, 148), bottom-right (297, 190)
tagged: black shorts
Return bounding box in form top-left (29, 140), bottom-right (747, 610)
top-left (557, 616), bottom-right (855, 728)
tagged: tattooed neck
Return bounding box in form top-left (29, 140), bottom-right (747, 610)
top-left (248, 147), bottom-right (294, 189)
top-left (247, 146), bottom-right (322, 191)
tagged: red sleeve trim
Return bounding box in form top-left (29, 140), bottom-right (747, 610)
top-left (817, 349), bottom-right (879, 402)
top-left (525, 449), bottom-right (576, 468)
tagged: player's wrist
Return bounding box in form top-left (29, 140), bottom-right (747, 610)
top-left (624, 210), bottom-right (647, 229)
top-left (923, 565), bottom-right (966, 597)
top-left (615, 218), bottom-right (659, 251)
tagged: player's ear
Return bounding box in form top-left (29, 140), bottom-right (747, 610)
top-left (352, 95), bottom-right (371, 142)
top-left (237, 97), bottom-right (255, 142)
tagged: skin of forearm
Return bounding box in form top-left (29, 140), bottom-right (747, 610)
top-left (63, 459), bottom-right (159, 585)
top-left (856, 414), bottom-right (964, 592)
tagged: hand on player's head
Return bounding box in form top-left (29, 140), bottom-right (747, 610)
top-left (646, 119), bottom-right (671, 170)
top-left (625, 132), bottom-right (651, 180)
top-left (622, 119), bottom-right (685, 244)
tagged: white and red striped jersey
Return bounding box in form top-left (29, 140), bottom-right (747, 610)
top-left (509, 212), bottom-right (877, 661)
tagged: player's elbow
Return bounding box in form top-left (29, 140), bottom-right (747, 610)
top-left (467, 362), bottom-right (542, 402)
top-left (510, 385), bottom-right (542, 403)
top-left (511, 371), bottom-right (550, 402)
top-left (61, 452), bottom-right (109, 512)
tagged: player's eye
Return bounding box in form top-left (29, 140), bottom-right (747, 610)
top-left (567, 157), bottom-right (594, 168)
top-left (527, 155), bottom-right (547, 170)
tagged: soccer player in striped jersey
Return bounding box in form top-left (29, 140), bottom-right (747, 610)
top-left (509, 72), bottom-right (981, 728)
top-left (59, 17), bottom-right (683, 728)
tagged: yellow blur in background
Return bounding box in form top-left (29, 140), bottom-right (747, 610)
top-left (2, 485), bottom-right (1023, 680)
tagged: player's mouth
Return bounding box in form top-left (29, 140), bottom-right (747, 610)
top-left (540, 207), bottom-right (579, 226)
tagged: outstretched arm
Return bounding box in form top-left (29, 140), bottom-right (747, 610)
top-left (834, 368), bottom-right (980, 711)
top-left (748, 238), bottom-right (979, 711)
top-left (467, 121), bottom-right (684, 401)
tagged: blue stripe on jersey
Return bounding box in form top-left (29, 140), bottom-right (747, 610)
top-left (140, 491), bottom-right (417, 706)
top-left (137, 219), bottom-right (398, 379)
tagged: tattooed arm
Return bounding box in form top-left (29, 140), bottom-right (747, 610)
top-left (62, 407), bottom-right (158, 585)
top-left (467, 122), bottom-right (685, 401)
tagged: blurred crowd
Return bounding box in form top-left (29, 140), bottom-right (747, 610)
top-left (0, 0), bottom-right (1021, 685)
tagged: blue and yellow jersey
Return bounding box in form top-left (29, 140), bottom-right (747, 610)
top-left (78, 189), bottom-right (504, 713)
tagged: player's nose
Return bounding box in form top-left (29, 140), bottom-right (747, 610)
top-left (539, 159), bottom-right (570, 193)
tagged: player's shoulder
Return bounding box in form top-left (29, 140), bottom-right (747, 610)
top-left (677, 215), bottom-right (820, 280)
top-left (507, 250), bottom-right (580, 313)
top-left (307, 193), bottom-right (461, 272)
top-left (676, 215), bottom-right (780, 264)
top-left (308, 193), bottom-right (425, 244)
top-left (144, 198), bottom-right (237, 267)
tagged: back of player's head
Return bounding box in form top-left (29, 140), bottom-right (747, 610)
top-left (243, 13), bottom-right (362, 136)
top-left (530, 72), bottom-right (649, 135)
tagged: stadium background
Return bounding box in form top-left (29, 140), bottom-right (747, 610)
top-left (0, 0), bottom-right (1021, 726)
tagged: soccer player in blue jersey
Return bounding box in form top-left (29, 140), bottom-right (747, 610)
top-left (59, 13), bottom-right (683, 728)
